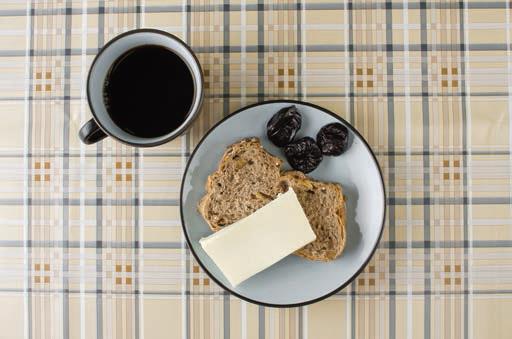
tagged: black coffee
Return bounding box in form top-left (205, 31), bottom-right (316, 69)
top-left (103, 45), bottom-right (194, 138)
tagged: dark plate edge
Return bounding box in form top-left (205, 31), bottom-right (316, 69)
top-left (179, 99), bottom-right (387, 308)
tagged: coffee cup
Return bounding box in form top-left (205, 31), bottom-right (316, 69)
top-left (79, 29), bottom-right (203, 147)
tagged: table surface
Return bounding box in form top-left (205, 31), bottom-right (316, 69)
top-left (0, 0), bottom-right (511, 338)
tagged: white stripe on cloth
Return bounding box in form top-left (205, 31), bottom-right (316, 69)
top-left (79, 0), bottom-right (88, 338)
top-left (402, 1), bottom-right (413, 338)
top-left (23, 0), bottom-right (32, 338)
top-left (463, 1), bottom-right (474, 339)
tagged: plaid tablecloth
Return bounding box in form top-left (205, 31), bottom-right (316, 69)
top-left (0, 0), bottom-right (511, 338)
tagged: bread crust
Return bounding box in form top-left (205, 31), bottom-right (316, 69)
top-left (279, 171), bottom-right (346, 261)
top-left (198, 138), bottom-right (283, 231)
top-left (197, 139), bottom-right (346, 261)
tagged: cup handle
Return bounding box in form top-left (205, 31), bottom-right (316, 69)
top-left (79, 119), bottom-right (107, 145)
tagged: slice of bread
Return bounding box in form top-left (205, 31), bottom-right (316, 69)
top-left (279, 171), bottom-right (346, 261)
top-left (198, 138), bottom-right (283, 231)
top-left (198, 139), bottom-right (346, 261)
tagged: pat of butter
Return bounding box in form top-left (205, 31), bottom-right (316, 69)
top-left (199, 188), bottom-right (316, 286)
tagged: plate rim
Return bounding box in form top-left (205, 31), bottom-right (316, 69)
top-left (180, 99), bottom-right (387, 307)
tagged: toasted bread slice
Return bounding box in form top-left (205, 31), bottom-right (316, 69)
top-left (279, 171), bottom-right (346, 261)
top-left (198, 138), bottom-right (283, 231)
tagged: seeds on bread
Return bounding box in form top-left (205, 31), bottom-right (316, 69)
top-left (279, 171), bottom-right (346, 261)
top-left (198, 138), bottom-right (346, 261)
top-left (198, 138), bottom-right (283, 231)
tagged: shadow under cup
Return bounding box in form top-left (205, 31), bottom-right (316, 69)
top-left (79, 29), bottom-right (204, 147)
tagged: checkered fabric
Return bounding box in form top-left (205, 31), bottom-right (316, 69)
top-left (0, 0), bottom-right (511, 338)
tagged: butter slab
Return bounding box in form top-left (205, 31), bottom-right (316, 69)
top-left (199, 188), bottom-right (316, 286)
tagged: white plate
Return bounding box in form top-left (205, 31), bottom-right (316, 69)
top-left (180, 100), bottom-right (386, 307)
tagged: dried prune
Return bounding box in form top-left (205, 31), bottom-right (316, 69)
top-left (266, 105), bottom-right (302, 147)
top-left (284, 137), bottom-right (323, 173)
top-left (317, 123), bottom-right (349, 156)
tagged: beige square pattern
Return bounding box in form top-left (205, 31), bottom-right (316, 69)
top-left (0, 0), bottom-right (510, 338)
